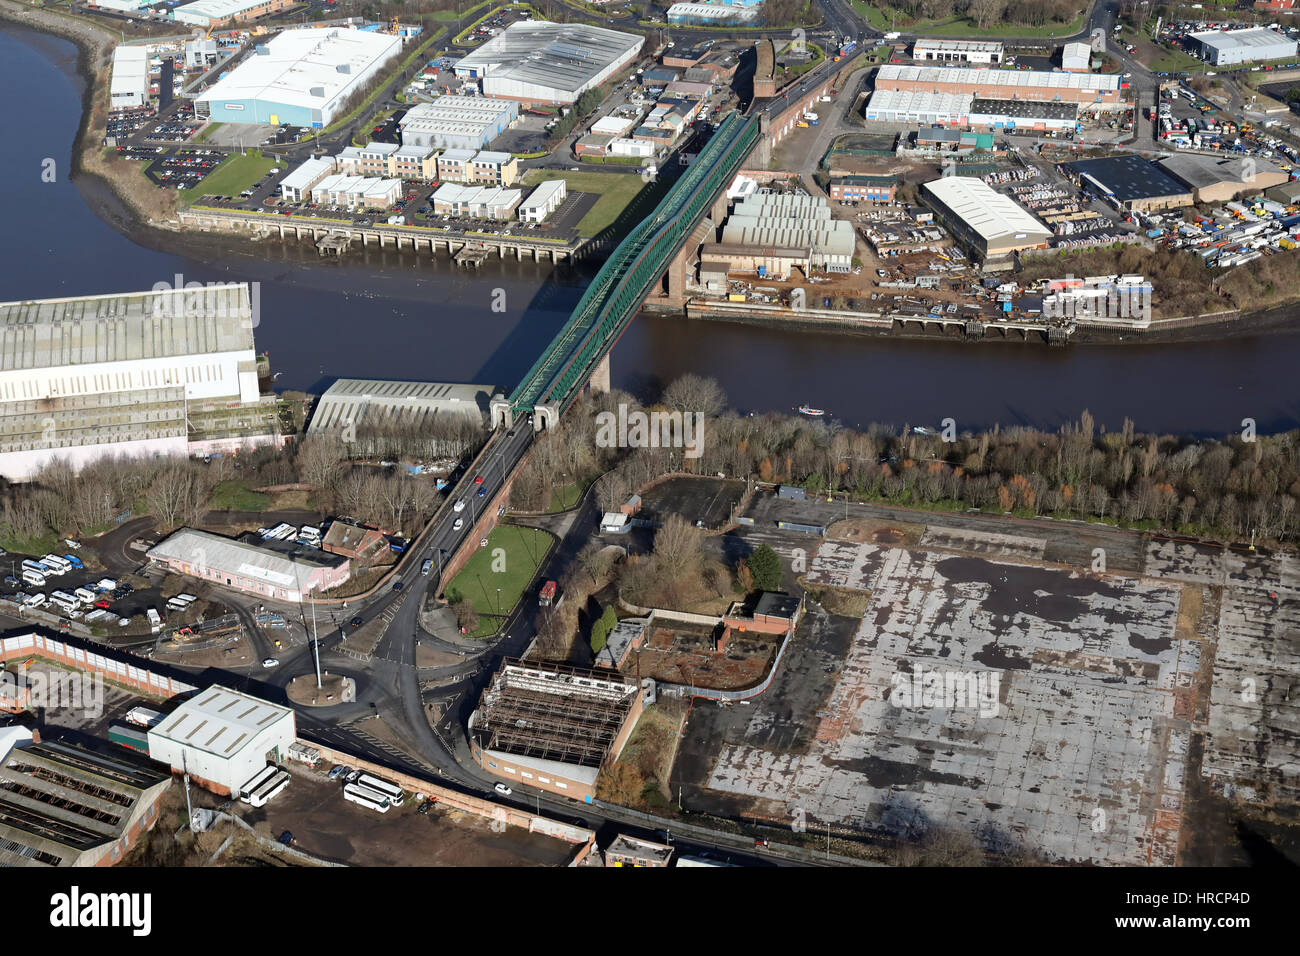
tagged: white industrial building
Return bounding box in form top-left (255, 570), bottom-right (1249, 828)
top-left (610, 137), bottom-right (655, 157)
top-left (93, 0), bottom-right (149, 13)
top-left (0, 285), bottom-right (276, 481)
top-left (173, 0), bottom-right (291, 28)
top-left (591, 113), bottom-right (640, 137)
top-left (913, 38), bottom-right (1004, 64)
top-left (921, 176), bottom-right (1052, 260)
top-left (1061, 41), bottom-right (1092, 72)
top-left (518, 179), bottom-right (568, 223)
top-left (279, 155), bottom-right (336, 201)
top-left (453, 22), bottom-right (643, 104)
top-left (147, 686), bottom-right (296, 797)
top-left (874, 63), bottom-right (1124, 109)
top-left (146, 528), bottom-right (351, 602)
top-left (195, 28), bottom-right (402, 127)
top-left (397, 95), bottom-right (519, 151)
top-left (865, 89), bottom-right (1079, 132)
top-left (721, 192), bottom-right (856, 273)
top-left (866, 89), bottom-right (974, 125)
top-left (184, 38), bottom-right (220, 70)
top-left (1189, 27), bottom-right (1298, 66)
top-left (110, 45), bottom-right (150, 110)
top-left (306, 379), bottom-right (494, 434)
top-left (667, 2), bottom-right (758, 24)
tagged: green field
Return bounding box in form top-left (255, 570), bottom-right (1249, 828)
top-left (208, 480), bottom-right (270, 511)
top-left (522, 169), bottom-right (649, 237)
top-left (180, 149), bottom-right (276, 205)
top-left (444, 525), bottom-right (552, 637)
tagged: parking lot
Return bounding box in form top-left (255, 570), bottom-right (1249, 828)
top-left (244, 764), bottom-right (578, 866)
top-left (144, 148), bottom-right (222, 189)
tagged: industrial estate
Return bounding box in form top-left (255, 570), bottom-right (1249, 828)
top-left (0, 0), bottom-right (1297, 892)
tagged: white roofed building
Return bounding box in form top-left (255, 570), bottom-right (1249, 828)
top-left (398, 95), bottom-right (519, 151)
top-left (0, 284), bottom-right (276, 481)
top-left (146, 528), bottom-right (351, 603)
top-left (279, 155), bottom-right (336, 201)
top-left (453, 22), bottom-right (643, 104)
top-left (174, 0), bottom-right (296, 28)
top-left (110, 45), bottom-right (150, 110)
top-left (921, 176), bottom-right (1051, 260)
top-left (147, 685), bottom-right (296, 797)
top-left (518, 178), bottom-right (568, 222)
top-left (1189, 26), bottom-right (1297, 66)
top-left (195, 27), bottom-right (402, 127)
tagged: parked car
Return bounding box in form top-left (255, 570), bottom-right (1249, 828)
top-left (278, 830), bottom-right (294, 846)
top-left (494, 782), bottom-right (512, 796)
top-left (328, 765), bottom-right (347, 780)
top-left (346, 769), bottom-right (361, 783)
top-left (262, 657), bottom-right (279, 668)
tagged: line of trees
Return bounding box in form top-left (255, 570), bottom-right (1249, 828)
top-left (881, 0), bottom-right (1083, 28)
top-left (531, 377), bottom-right (1300, 545)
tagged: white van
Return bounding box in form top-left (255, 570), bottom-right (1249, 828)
top-left (146, 608), bottom-right (162, 632)
top-left (21, 569), bottom-right (47, 588)
top-left (25, 593), bottom-right (47, 609)
top-left (42, 555), bottom-right (71, 574)
top-left (74, 587), bottom-right (97, 604)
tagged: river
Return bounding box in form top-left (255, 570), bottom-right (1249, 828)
top-left (5, 25), bottom-right (1299, 436)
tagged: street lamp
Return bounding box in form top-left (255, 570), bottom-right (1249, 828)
top-left (309, 585), bottom-right (322, 689)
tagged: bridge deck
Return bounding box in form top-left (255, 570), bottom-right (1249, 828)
top-left (509, 112), bottom-right (759, 415)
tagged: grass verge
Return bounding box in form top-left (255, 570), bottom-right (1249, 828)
top-left (443, 524), bottom-right (551, 637)
top-left (522, 168), bottom-right (648, 237)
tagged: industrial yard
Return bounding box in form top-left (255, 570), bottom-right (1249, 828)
top-left (671, 491), bottom-right (1300, 866)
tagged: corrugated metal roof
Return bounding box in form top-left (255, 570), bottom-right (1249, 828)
top-left (877, 63), bottom-right (1121, 92)
top-left (0, 285), bottom-right (254, 372)
top-left (150, 685), bottom-right (292, 760)
top-left (454, 22), bottom-right (643, 97)
top-left (922, 177), bottom-right (1052, 243)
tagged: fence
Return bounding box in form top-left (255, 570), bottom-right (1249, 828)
top-left (0, 631), bottom-right (196, 700)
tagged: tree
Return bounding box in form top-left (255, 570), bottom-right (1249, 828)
top-left (661, 373), bottom-right (728, 420)
top-left (967, 0), bottom-right (1006, 29)
top-left (589, 605), bottom-right (618, 654)
top-left (296, 435), bottom-right (347, 493)
top-left (452, 599), bottom-right (479, 634)
top-left (746, 544), bottom-right (783, 592)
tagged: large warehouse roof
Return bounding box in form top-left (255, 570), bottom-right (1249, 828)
top-left (1156, 153), bottom-right (1287, 190)
top-left (914, 38), bottom-right (1003, 55)
top-left (867, 88), bottom-right (974, 115)
top-left (1190, 26), bottom-right (1294, 53)
top-left (151, 686), bottom-right (292, 760)
top-left (1062, 155), bottom-right (1191, 204)
top-left (399, 95), bottom-right (517, 138)
top-left (454, 22), bottom-right (643, 98)
top-left (197, 28), bottom-right (401, 114)
top-left (922, 177), bottom-right (1051, 243)
top-left (877, 63), bottom-right (1121, 93)
top-left (307, 378), bottom-right (493, 433)
top-left (147, 528), bottom-right (346, 593)
top-left (174, 0), bottom-right (276, 22)
top-left (0, 285), bottom-right (254, 372)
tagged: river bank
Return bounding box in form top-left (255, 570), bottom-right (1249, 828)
top-left (675, 296), bottom-right (1300, 347)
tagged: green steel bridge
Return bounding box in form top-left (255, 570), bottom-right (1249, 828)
top-left (505, 111), bottom-right (761, 425)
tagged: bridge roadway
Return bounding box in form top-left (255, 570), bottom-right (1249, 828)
top-left (499, 110), bottom-right (761, 428)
